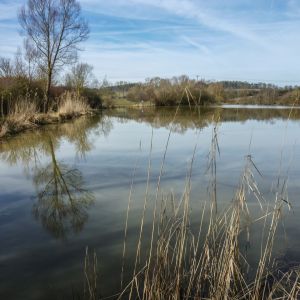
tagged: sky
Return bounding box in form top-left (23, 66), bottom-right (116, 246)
top-left (0, 0), bottom-right (300, 85)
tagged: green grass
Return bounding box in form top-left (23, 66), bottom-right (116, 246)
top-left (102, 96), bottom-right (154, 108)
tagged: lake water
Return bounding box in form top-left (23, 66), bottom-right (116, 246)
top-left (0, 106), bottom-right (300, 299)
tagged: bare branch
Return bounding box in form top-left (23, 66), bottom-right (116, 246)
top-left (18, 0), bottom-right (89, 110)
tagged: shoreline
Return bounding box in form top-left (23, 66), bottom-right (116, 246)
top-left (0, 110), bottom-right (96, 140)
top-left (1, 102), bottom-right (299, 140)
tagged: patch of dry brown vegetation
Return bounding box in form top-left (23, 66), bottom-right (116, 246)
top-left (0, 92), bottom-right (92, 139)
top-left (58, 91), bottom-right (90, 118)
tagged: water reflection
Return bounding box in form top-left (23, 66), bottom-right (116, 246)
top-left (0, 106), bottom-right (300, 299)
top-left (105, 106), bottom-right (300, 133)
top-left (32, 137), bottom-right (95, 239)
top-left (0, 115), bottom-right (112, 239)
top-left (0, 107), bottom-right (299, 239)
top-left (0, 114), bottom-right (113, 163)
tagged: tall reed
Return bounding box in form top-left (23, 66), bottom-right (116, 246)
top-left (58, 91), bottom-right (89, 116)
top-left (80, 102), bottom-right (299, 299)
top-left (118, 166), bottom-right (295, 299)
top-left (112, 120), bottom-right (299, 300)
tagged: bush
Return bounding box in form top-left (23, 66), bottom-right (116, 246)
top-left (0, 77), bottom-right (44, 115)
top-left (126, 77), bottom-right (217, 106)
top-left (82, 88), bottom-right (102, 109)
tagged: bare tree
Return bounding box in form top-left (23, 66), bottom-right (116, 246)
top-left (65, 62), bottom-right (94, 94)
top-left (0, 50), bottom-right (26, 78)
top-left (19, 0), bottom-right (89, 111)
top-left (0, 57), bottom-right (13, 77)
top-left (24, 39), bottom-right (39, 81)
top-left (14, 48), bottom-right (26, 78)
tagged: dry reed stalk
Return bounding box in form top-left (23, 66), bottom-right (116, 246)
top-left (120, 157), bottom-right (140, 289)
top-left (0, 100), bottom-right (38, 137)
top-left (116, 119), bottom-right (299, 300)
top-left (84, 247), bottom-right (98, 300)
top-left (58, 91), bottom-right (89, 116)
top-left (141, 104), bottom-right (183, 297)
top-left (207, 116), bottom-right (220, 214)
top-left (130, 129), bottom-right (154, 286)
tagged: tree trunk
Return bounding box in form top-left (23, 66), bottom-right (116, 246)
top-left (45, 70), bottom-right (52, 113)
top-left (1, 96), bottom-right (3, 117)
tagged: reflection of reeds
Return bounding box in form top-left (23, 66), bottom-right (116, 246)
top-left (0, 114), bottom-right (106, 166)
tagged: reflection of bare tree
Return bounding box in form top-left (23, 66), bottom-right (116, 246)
top-left (96, 115), bottom-right (113, 137)
top-left (32, 138), bottom-right (94, 239)
top-left (0, 115), bottom-right (116, 238)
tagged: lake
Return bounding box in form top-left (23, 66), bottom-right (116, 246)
top-left (0, 106), bottom-right (300, 299)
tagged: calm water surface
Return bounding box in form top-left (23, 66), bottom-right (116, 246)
top-left (0, 106), bottom-right (300, 299)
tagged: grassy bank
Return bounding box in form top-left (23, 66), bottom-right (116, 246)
top-left (102, 97), bottom-right (154, 109)
top-left (0, 91), bottom-right (94, 139)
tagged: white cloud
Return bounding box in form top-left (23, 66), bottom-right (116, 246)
top-left (0, 0), bottom-right (299, 84)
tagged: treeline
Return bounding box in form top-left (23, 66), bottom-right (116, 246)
top-left (222, 84), bottom-right (300, 105)
top-left (127, 76), bottom-right (216, 106)
top-left (0, 53), bottom-right (102, 117)
top-left (103, 76), bottom-right (222, 107)
top-left (220, 81), bottom-right (277, 90)
top-left (105, 77), bottom-right (300, 107)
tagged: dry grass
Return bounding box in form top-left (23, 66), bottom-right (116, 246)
top-left (84, 247), bottom-right (98, 300)
top-left (0, 100), bottom-right (38, 137)
top-left (9, 100), bottom-right (38, 120)
top-left (113, 141), bottom-right (299, 300)
top-left (0, 92), bottom-right (92, 139)
top-left (82, 116), bottom-right (300, 300)
top-left (58, 91), bottom-right (90, 117)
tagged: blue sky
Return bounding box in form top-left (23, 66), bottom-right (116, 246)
top-left (0, 0), bottom-right (300, 85)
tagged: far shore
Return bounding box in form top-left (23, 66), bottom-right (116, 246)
top-left (1, 100), bottom-right (300, 140)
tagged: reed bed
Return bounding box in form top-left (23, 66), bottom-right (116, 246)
top-left (0, 91), bottom-right (92, 138)
top-left (83, 116), bottom-right (299, 300)
top-left (0, 100), bottom-right (38, 137)
top-left (122, 160), bottom-right (296, 299)
top-left (58, 91), bottom-right (90, 117)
